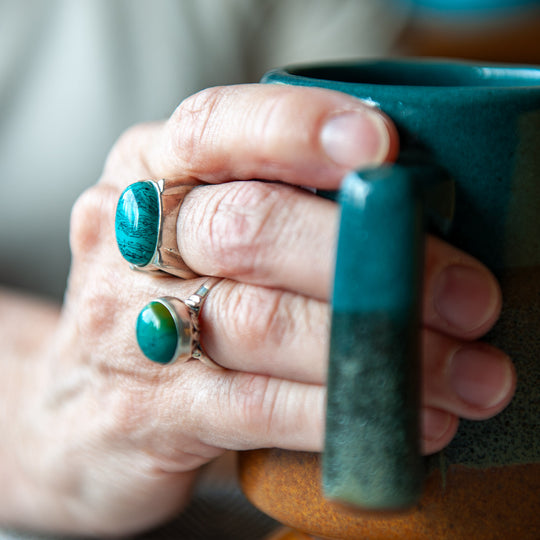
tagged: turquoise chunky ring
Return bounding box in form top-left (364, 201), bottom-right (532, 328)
top-left (115, 179), bottom-right (200, 279)
top-left (136, 279), bottom-right (221, 368)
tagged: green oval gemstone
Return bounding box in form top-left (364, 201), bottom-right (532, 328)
top-left (115, 181), bottom-right (159, 267)
top-left (136, 301), bottom-right (178, 364)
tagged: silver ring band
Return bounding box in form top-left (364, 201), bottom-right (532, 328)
top-left (116, 179), bottom-right (200, 279)
top-left (136, 278), bottom-right (222, 368)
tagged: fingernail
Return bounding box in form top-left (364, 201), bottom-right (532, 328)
top-left (422, 408), bottom-right (453, 442)
top-left (449, 346), bottom-right (513, 409)
top-left (434, 265), bottom-right (500, 333)
top-left (320, 108), bottom-right (391, 169)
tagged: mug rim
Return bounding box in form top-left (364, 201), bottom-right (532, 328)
top-left (265, 58), bottom-right (540, 91)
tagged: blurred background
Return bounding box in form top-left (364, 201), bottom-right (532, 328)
top-left (397, 0), bottom-right (540, 64)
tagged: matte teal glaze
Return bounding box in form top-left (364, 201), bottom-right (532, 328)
top-left (263, 59), bottom-right (540, 509)
top-left (325, 162), bottom-right (453, 508)
top-left (136, 300), bottom-right (178, 364)
top-left (115, 181), bottom-right (160, 267)
top-left (324, 168), bottom-right (424, 508)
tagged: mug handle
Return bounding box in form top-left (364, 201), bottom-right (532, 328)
top-left (322, 160), bottom-right (454, 510)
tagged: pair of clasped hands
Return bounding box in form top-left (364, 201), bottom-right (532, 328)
top-left (27, 84), bottom-right (515, 535)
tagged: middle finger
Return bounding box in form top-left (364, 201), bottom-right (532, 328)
top-left (179, 180), bottom-right (336, 300)
top-left (176, 180), bottom-right (501, 341)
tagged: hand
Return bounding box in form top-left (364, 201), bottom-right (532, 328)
top-left (15, 84), bottom-right (515, 535)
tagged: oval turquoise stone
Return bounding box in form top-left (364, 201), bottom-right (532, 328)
top-left (136, 301), bottom-right (178, 364)
top-left (115, 181), bottom-right (159, 266)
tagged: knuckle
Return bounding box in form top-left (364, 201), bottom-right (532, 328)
top-left (167, 86), bottom-right (230, 175)
top-left (202, 182), bottom-right (285, 277)
top-left (102, 121), bottom-right (161, 180)
top-left (76, 279), bottom-right (122, 341)
top-left (254, 89), bottom-right (303, 146)
top-left (221, 284), bottom-right (293, 353)
top-left (69, 185), bottom-right (116, 258)
top-left (247, 86), bottom-right (324, 162)
top-left (228, 374), bottom-right (283, 445)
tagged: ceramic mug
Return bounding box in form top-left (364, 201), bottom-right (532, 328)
top-left (260, 59), bottom-right (540, 512)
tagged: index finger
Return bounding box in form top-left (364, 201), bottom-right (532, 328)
top-left (102, 84), bottom-right (398, 191)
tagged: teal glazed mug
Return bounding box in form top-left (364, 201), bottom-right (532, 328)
top-left (254, 59), bottom-right (540, 519)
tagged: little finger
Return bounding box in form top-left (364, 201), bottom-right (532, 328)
top-left (421, 329), bottom-right (516, 421)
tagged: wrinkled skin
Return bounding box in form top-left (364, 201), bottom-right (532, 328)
top-left (3, 85), bottom-right (515, 535)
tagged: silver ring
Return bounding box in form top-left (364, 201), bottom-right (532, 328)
top-left (136, 278), bottom-right (222, 369)
top-left (115, 179), bottom-right (200, 279)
